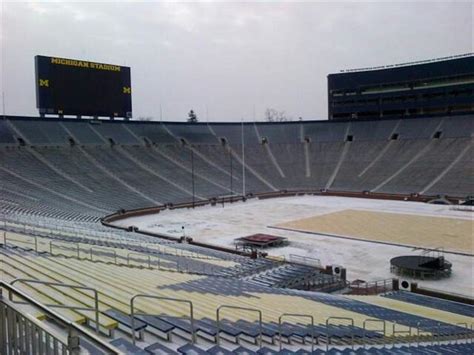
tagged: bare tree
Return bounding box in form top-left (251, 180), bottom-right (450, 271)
top-left (264, 108), bottom-right (290, 122)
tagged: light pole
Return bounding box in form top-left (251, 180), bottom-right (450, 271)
top-left (230, 148), bottom-right (233, 198)
top-left (191, 148), bottom-right (195, 208)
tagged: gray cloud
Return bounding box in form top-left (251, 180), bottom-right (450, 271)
top-left (1, 1), bottom-right (472, 121)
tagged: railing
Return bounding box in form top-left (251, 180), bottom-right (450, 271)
top-left (278, 313), bottom-right (314, 352)
top-left (50, 241), bottom-right (80, 259)
top-left (456, 322), bottom-right (470, 344)
top-left (1, 295), bottom-right (69, 355)
top-left (288, 254), bottom-right (321, 268)
top-left (4, 233), bottom-right (209, 275)
top-left (2, 222), bottom-right (220, 261)
top-left (471, 323), bottom-right (474, 344)
top-left (349, 278), bottom-right (393, 295)
top-left (363, 319), bottom-right (386, 348)
top-left (127, 252), bottom-right (152, 268)
top-left (10, 279), bottom-right (101, 334)
top-left (2, 233), bottom-right (39, 252)
top-left (217, 305), bottom-right (262, 348)
top-left (391, 321), bottom-right (412, 346)
top-left (326, 317), bottom-right (354, 351)
top-left (90, 247), bottom-right (117, 264)
top-left (0, 281), bottom-right (120, 354)
top-left (263, 254), bottom-right (286, 263)
top-left (340, 53), bottom-right (473, 73)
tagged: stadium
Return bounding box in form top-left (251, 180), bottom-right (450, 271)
top-left (1, 49), bottom-right (474, 355)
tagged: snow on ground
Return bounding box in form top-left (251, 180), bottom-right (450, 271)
top-left (114, 196), bottom-right (474, 297)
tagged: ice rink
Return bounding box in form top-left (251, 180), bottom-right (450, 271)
top-left (114, 195), bottom-right (474, 297)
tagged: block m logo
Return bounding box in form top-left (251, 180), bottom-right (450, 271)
top-left (123, 86), bottom-right (131, 94)
top-left (39, 79), bottom-right (49, 87)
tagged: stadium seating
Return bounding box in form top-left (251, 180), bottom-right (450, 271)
top-left (4, 229), bottom-right (472, 348)
top-left (245, 264), bottom-right (344, 291)
top-left (1, 115), bottom-right (472, 221)
top-left (1, 114), bottom-right (473, 353)
top-left (382, 291), bottom-right (474, 318)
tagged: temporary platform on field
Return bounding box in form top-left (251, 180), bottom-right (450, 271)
top-left (390, 254), bottom-right (452, 279)
top-left (234, 233), bottom-right (288, 251)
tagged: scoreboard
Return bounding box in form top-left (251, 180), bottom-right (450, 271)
top-left (35, 55), bottom-right (132, 118)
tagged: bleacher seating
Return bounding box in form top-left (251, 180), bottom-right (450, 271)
top-left (382, 291), bottom-right (474, 318)
top-left (3, 229), bottom-right (473, 350)
top-left (1, 115), bottom-right (472, 223)
top-left (246, 264), bottom-right (344, 291)
top-left (1, 115), bottom-right (473, 353)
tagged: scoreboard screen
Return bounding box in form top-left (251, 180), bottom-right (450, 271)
top-left (35, 55), bottom-right (132, 118)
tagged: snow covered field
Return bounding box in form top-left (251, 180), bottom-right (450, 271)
top-left (114, 196), bottom-right (474, 297)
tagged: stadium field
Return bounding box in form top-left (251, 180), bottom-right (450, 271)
top-left (115, 195), bottom-right (474, 298)
top-left (274, 209), bottom-right (473, 254)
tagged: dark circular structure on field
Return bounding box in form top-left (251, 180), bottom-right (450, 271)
top-left (390, 255), bottom-right (452, 279)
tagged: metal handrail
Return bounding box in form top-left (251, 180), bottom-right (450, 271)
top-left (1, 292), bottom-right (69, 354)
top-left (279, 313), bottom-right (314, 352)
top-left (391, 321), bottom-right (412, 346)
top-left (89, 247), bottom-right (117, 264)
top-left (50, 240), bottom-right (80, 258)
top-left (10, 279), bottom-right (100, 334)
top-left (431, 322), bottom-right (437, 346)
top-left (437, 322), bottom-right (441, 345)
top-left (326, 316), bottom-right (354, 351)
top-left (416, 321), bottom-right (421, 346)
top-left (363, 318), bottom-right (386, 348)
top-left (2, 233), bottom-right (39, 253)
top-left (127, 252), bottom-right (151, 268)
top-left (216, 305), bottom-right (262, 348)
top-left (0, 281), bottom-right (120, 354)
top-left (456, 322), bottom-right (469, 344)
top-left (130, 294), bottom-right (195, 344)
top-left (289, 254), bottom-right (321, 267)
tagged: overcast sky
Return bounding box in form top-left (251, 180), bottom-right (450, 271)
top-left (1, 1), bottom-right (472, 121)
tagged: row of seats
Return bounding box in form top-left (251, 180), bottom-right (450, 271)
top-left (245, 264), bottom-right (344, 291)
top-left (0, 116), bottom-right (472, 224)
top-left (382, 291), bottom-right (474, 318)
top-left (2, 224), bottom-right (472, 353)
top-left (1, 141), bottom-right (472, 225)
top-left (110, 337), bottom-right (474, 354)
top-left (3, 115), bottom-right (471, 146)
top-left (0, 244), bottom-right (430, 348)
top-left (6, 227), bottom-right (470, 344)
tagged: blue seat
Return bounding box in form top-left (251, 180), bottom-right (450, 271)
top-left (207, 345), bottom-right (234, 355)
top-left (232, 346), bottom-right (258, 355)
top-left (103, 309), bottom-right (147, 331)
top-left (201, 317), bottom-right (243, 337)
top-left (109, 338), bottom-right (149, 354)
top-left (292, 349), bottom-right (312, 355)
top-left (383, 291), bottom-right (474, 318)
top-left (234, 320), bottom-right (277, 338)
top-left (145, 342), bottom-right (179, 355)
top-left (177, 343), bottom-right (208, 354)
top-left (135, 314), bottom-right (175, 340)
top-left (158, 316), bottom-right (221, 338)
top-left (222, 319), bottom-right (261, 338)
top-left (268, 321), bottom-right (313, 338)
top-left (256, 347), bottom-right (283, 354)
